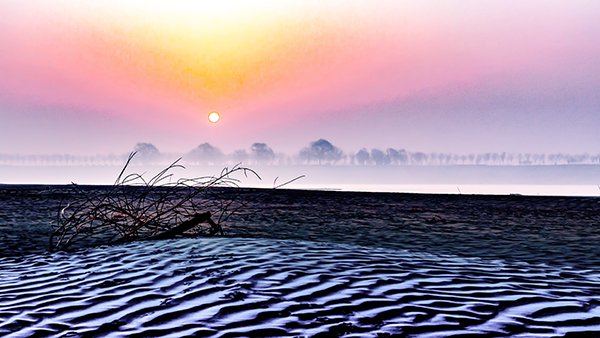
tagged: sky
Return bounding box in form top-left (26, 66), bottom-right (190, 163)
top-left (1, 0), bottom-right (600, 156)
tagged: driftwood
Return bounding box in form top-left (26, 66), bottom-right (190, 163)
top-left (144, 212), bottom-right (222, 241)
top-left (50, 153), bottom-right (260, 252)
top-left (50, 152), bottom-right (303, 252)
top-left (110, 212), bottom-right (221, 245)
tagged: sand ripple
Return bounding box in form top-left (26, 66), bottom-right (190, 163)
top-left (2, 238), bottom-right (600, 337)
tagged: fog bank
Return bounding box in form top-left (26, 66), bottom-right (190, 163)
top-left (2, 164), bottom-right (599, 197)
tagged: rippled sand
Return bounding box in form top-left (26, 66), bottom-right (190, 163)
top-left (3, 237), bottom-right (600, 337)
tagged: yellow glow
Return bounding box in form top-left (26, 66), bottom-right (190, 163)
top-left (32, 0), bottom-right (394, 118)
top-left (49, 0), bottom-right (376, 106)
top-left (208, 111), bottom-right (220, 123)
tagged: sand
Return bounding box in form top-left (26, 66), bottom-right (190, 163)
top-left (3, 186), bottom-right (600, 336)
top-left (3, 237), bottom-right (600, 337)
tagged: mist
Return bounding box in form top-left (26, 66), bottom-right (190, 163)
top-left (2, 139), bottom-right (599, 167)
top-left (1, 139), bottom-right (599, 196)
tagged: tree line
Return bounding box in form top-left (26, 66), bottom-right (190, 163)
top-left (1, 139), bottom-right (599, 166)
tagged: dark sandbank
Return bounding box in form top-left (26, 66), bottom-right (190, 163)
top-left (3, 185), bottom-right (599, 269)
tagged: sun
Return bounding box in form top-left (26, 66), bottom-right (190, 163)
top-left (208, 111), bottom-right (220, 123)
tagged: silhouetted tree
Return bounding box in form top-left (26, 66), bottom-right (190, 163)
top-left (388, 148), bottom-right (408, 165)
top-left (187, 143), bottom-right (223, 165)
top-left (299, 139), bottom-right (343, 165)
top-left (371, 148), bottom-right (390, 165)
top-left (298, 148), bottom-right (310, 164)
top-left (356, 148), bottom-right (370, 165)
top-left (134, 142), bottom-right (160, 164)
top-left (251, 143), bottom-right (275, 164)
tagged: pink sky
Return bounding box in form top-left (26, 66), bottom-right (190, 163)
top-left (1, 1), bottom-right (599, 156)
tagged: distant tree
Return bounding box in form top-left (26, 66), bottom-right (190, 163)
top-left (517, 153), bottom-right (523, 165)
top-left (499, 152), bottom-right (506, 164)
top-left (273, 153), bottom-right (289, 166)
top-left (387, 148), bottom-right (399, 164)
top-left (350, 154), bottom-right (356, 165)
top-left (356, 148), bottom-right (370, 165)
top-left (567, 153), bottom-right (589, 164)
top-left (187, 143), bottom-right (223, 165)
top-left (134, 142), bottom-right (160, 164)
top-left (299, 139), bottom-right (343, 165)
top-left (429, 153), bottom-right (438, 165)
top-left (475, 154), bottom-right (483, 165)
top-left (483, 153), bottom-right (491, 164)
top-left (440, 153), bottom-right (450, 165)
top-left (232, 149), bottom-right (248, 164)
top-left (387, 148), bottom-right (408, 165)
top-left (251, 143), bottom-right (275, 164)
top-left (491, 153), bottom-right (498, 165)
top-left (411, 152), bottom-right (428, 165)
top-left (438, 153), bottom-right (449, 165)
top-left (298, 148), bottom-right (311, 164)
top-left (371, 148), bottom-right (390, 165)
top-left (340, 153), bottom-right (348, 165)
top-left (399, 149), bottom-right (409, 164)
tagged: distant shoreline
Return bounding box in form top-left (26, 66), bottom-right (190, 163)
top-left (1, 164), bottom-right (599, 196)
